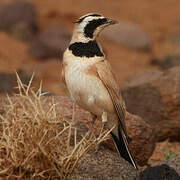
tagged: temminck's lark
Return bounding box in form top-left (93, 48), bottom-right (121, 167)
top-left (62, 13), bottom-right (138, 169)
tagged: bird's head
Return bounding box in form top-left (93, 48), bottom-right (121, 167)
top-left (71, 13), bottom-right (118, 42)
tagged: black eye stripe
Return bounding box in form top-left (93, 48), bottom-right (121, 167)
top-left (76, 14), bottom-right (101, 23)
top-left (84, 18), bottom-right (108, 38)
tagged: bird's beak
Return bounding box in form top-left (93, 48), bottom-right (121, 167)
top-left (106, 18), bottom-right (119, 25)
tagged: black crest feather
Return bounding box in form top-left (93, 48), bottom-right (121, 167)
top-left (76, 14), bottom-right (101, 23)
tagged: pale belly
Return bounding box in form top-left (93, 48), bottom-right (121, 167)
top-left (65, 64), bottom-right (114, 116)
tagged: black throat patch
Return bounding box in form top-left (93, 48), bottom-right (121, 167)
top-left (69, 40), bottom-right (104, 58)
top-left (84, 18), bottom-right (107, 38)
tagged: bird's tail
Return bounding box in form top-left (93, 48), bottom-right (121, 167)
top-left (110, 126), bottom-right (138, 169)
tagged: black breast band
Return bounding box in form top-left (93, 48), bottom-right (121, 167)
top-left (69, 40), bottom-right (104, 58)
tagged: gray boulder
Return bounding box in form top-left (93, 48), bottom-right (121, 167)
top-left (140, 164), bottom-right (180, 180)
top-left (71, 146), bottom-right (140, 180)
top-left (29, 24), bottom-right (71, 59)
top-left (163, 157), bottom-right (180, 176)
top-left (0, 71), bottom-right (31, 94)
top-left (0, 1), bottom-right (37, 40)
top-left (102, 22), bottom-right (152, 51)
top-left (123, 67), bottom-right (180, 141)
top-left (151, 51), bottom-right (180, 69)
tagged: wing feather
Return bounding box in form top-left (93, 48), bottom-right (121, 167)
top-left (95, 60), bottom-right (127, 134)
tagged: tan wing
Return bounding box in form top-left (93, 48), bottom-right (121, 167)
top-left (95, 60), bottom-right (127, 134)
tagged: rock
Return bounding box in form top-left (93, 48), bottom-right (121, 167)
top-left (140, 157), bottom-right (180, 179)
top-left (0, 95), bottom-right (155, 166)
top-left (140, 164), bottom-right (180, 180)
top-left (26, 60), bottom-right (67, 95)
top-left (122, 67), bottom-right (180, 141)
top-left (162, 157), bottom-right (180, 176)
top-left (151, 51), bottom-right (180, 69)
top-left (34, 96), bottom-right (156, 166)
top-left (0, 1), bottom-right (37, 41)
top-left (102, 22), bottom-right (152, 51)
top-left (71, 146), bottom-right (140, 180)
top-left (0, 71), bottom-right (32, 94)
top-left (102, 112), bottom-right (156, 166)
top-left (29, 24), bottom-right (71, 59)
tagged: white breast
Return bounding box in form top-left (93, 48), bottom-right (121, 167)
top-left (64, 55), bottom-right (113, 116)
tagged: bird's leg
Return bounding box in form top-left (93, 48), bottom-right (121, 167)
top-left (89, 114), bottom-right (97, 132)
top-left (99, 111), bottom-right (107, 135)
top-left (95, 112), bottom-right (108, 153)
top-left (72, 102), bottom-right (76, 126)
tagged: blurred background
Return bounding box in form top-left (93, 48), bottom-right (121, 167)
top-left (0, 0), bottom-right (180, 167)
top-left (0, 0), bottom-right (180, 96)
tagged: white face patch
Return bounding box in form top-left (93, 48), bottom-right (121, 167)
top-left (76, 15), bottom-right (105, 35)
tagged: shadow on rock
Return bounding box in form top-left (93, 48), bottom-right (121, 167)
top-left (140, 164), bottom-right (180, 180)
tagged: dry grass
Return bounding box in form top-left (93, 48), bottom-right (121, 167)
top-left (0, 74), bottom-right (111, 179)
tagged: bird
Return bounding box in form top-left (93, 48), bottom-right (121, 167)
top-left (62, 13), bottom-right (138, 169)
